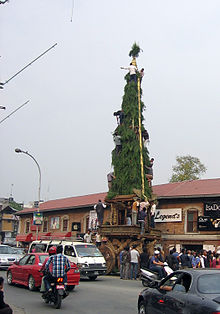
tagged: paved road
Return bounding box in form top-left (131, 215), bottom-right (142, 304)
top-left (2, 272), bottom-right (143, 314)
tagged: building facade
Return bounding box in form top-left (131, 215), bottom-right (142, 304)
top-left (153, 179), bottom-right (220, 254)
top-left (16, 179), bottom-right (220, 253)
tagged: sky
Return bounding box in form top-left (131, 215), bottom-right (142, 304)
top-left (1, 0), bottom-right (220, 204)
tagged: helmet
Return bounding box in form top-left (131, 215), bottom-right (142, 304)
top-left (154, 250), bottom-right (160, 255)
top-left (48, 246), bottom-right (57, 255)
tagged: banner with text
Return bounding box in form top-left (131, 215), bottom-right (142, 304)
top-left (204, 202), bottom-right (220, 218)
top-left (155, 208), bottom-right (182, 223)
top-left (198, 216), bottom-right (220, 231)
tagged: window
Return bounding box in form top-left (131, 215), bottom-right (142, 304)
top-left (63, 219), bottom-right (68, 232)
top-left (187, 210), bottom-right (198, 233)
top-left (160, 273), bottom-right (191, 293)
top-left (64, 245), bottom-right (76, 257)
top-left (43, 220), bottom-right (48, 232)
top-left (27, 255), bottom-right (35, 265)
top-left (62, 216), bottom-right (69, 232)
top-left (25, 221), bottom-right (30, 233)
top-left (19, 255), bottom-right (30, 266)
top-left (198, 274), bottom-right (220, 294)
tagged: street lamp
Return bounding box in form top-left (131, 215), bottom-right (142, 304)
top-left (15, 148), bottom-right (41, 208)
top-left (15, 148), bottom-right (42, 240)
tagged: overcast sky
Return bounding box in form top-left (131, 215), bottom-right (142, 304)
top-left (1, 0), bottom-right (220, 204)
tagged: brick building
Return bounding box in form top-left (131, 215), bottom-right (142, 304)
top-left (16, 192), bottom-right (107, 243)
top-left (153, 178), bottom-right (220, 254)
top-left (16, 179), bottom-right (220, 253)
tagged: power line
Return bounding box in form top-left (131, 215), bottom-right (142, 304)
top-left (0, 100), bottom-right (30, 125)
top-left (1, 43), bottom-right (57, 86)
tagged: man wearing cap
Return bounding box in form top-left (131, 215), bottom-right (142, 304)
top-left (149, 250), bottom-right (166, 279)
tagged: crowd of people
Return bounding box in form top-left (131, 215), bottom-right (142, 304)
top-left (165, 248), bottom-right (220, 270)
top-left (119, 245), bottom-right (220, 281)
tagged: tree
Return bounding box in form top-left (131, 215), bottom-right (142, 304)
top-left (107, 43), bottom-right (152, 199)
top-left (170, 155), bottom-right (207, 182)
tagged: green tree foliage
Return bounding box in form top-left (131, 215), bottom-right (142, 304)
top-left (129, 42), bottom-right (141, 58)
top-left (108, 44), bottom-right (152, 199)
top-left (170, 155), bottom-right (207, 182)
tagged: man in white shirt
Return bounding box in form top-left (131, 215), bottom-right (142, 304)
top-left (120, 63), bottom-right (137, 83)
top-left (130, 244), bottom-right (140, 280)
top-left (84, 230), bottom-right (92, 243)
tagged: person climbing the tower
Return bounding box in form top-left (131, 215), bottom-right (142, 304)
top-left (139, 68), bottom-right (144, 83)
top-left (94, 200), bottom-right (106, 226)
top-left (145, 158), bottom-right (154, 187)
top-left (107, 171), bottom-right (115, 190)
top-left (113, 132), bottom-right (122, 154)
top-left (113, 110), bottom-right (124, 125)
top-left (142, 129), bottom-right (150, 146)
top-left (120, 63), bottom-right (137, 83)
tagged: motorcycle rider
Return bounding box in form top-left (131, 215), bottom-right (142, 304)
top-left (40, 246), bottom-right (57, 293)
top-left (149, 250), bottom-right (166, 279)
top-left (44, 245), bottom-right (71, 292)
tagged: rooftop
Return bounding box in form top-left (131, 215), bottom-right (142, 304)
top-left (17, 178), bottom-right (220, 215)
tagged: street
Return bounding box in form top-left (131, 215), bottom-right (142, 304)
top-left (2, 272), bottom-right (143, 314)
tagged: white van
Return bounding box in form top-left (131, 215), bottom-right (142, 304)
top-left (29, 240), bottom-right (107, 280)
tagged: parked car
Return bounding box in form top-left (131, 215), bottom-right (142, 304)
top-left (0, 245), bottom-right (21, 269)
top-left (138, 269), bottom-right (220, 314)
top-left (7, 253), bottom-right (80, 291)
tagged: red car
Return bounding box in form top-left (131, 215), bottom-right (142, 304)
top-left (7, 253), bottom-right (80, 291)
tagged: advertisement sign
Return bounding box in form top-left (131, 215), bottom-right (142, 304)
top-left (155, 208), bottom-right (182, 223)
top-left (50, 217), bottom-right (60, 229)
top-left (204, 202), bottom-right (220, 218)
top-left (33, 212), bottom-right (43, 225)
top-left (198, 216), bottom-right (220, 231)
top-left (89, 210), bottom-right (98, 230)
top-left (71, 222), bottom-right (81, 232)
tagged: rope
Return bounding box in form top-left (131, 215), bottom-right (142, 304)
top-left (137, 77), bottom-right (145, 197)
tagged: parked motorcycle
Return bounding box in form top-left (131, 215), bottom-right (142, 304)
top-left (140, 262), bottom-right (173, 287)
top-left (42, 277), bottom-right (68, 309)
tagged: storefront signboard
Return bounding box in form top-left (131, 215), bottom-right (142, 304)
top-left (198, 215), bottom-right (220, 231)
top-left (204, 202), bottom-right (220, 218)
top-left (155, 208), bottom-right (182, 223)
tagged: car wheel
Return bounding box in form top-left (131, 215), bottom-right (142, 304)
top-left (67, 285), bottom-right (75, 291)
top-left (139, 301), bottom-right (147, 314)
top-left (7, 271), bottom-right (13, 285)
top-left (88, 275), bottom-right (97, 281)
top-left (28, 275), bottom-right (36, 291)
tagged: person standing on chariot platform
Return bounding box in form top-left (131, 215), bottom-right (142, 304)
top-left (94, 200), bottom-right (106, 226)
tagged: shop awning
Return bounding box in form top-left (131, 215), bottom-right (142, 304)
top-left (50, 232), bottom-right (72, 239)
top-left (16, 233), bottom-right (32, 242)
top-left (31, 232), bottom-right (51, 241)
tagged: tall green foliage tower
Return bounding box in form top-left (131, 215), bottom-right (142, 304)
top-left (108, 43), bottom-right (152, 200)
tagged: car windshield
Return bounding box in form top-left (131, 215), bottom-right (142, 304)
top-left (39, 255), bottom-right (48, 263)
top-left (12, 248), bottom-right (25, 255)
top-left (198, 274), bottom-right (220, 294)
top-left (30, 244), bottom-right (47, 253)
top-left (75, 245), bottom-right (103, 257)
top-left (0, 246), bottom-right (15, 254)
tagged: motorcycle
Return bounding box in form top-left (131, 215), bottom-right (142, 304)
top-left (140, 262), bottom-right (173, 287)
top-left (42, 277), bottom-right (68, 309)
